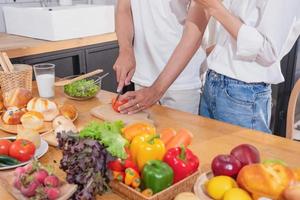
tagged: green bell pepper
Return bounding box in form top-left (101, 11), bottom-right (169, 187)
top-left (142, 160), bottom-right (174, 194)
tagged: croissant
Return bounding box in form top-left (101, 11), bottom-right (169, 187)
top-left (237, 163), bottom-right (298, 200)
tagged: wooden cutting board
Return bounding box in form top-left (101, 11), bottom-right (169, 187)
top-left (90, 104), bottom-right (154, 125)
top-left (0, 167), bottom-right (77, 200)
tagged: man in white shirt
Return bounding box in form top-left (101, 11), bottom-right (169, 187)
top-left (119, 0), bottom-right (300, 133)
top-left (113, 0), bottom-right (206, 114)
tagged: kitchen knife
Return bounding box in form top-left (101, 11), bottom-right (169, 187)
top-left (113, 91), bottom-right (122, 107)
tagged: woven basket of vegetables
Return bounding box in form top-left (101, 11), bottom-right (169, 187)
top-left (110, 126), bottom-right (200, 200)
top-left (110, 171), bottom-right (200, 200)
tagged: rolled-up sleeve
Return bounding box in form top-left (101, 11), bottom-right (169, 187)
top-left (236, 0), bottom-right (300, 67)
top-left (236, 25), bottom-right (264, 61)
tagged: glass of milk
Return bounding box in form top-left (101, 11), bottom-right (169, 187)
top-left (33, 63), bottom-right (55, 98)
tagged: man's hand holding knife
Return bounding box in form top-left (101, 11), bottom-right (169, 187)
top-left (113, 48), bottom-right (162, 114)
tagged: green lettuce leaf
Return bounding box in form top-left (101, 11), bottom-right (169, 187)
top-left (79, 121), bottom-right (128, 159)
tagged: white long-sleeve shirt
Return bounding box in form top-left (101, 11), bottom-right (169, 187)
top-left (207, 0), bottom-right (300, 84)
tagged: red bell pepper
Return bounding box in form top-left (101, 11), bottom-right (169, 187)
top-left (123, 159), bottom-right (139, 174)
top-left (163, 146), bottom-right (199, 183)
top-left (107, 159), bottom-right (125, 172)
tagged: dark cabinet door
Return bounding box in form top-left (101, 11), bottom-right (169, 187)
top-left (271, 38), bottom-right (299, 137)
top-left (85, 42), bottom-right (119, 92)
top-left (12, 50), bottom-right (86, 78)
top-left (10, 41), bottom-right (120, 92)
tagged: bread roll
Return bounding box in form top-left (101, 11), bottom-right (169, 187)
top-left (53, 116), bottom-right (77, 135)
top-left (237, 164), bottom-right (298, 200)
top-left (27, 97), bottom-right (59, 121)
top-left (174, 192), bottom-right (200, 200)
top-left (3, 88), bottom-right (32, 108)
top-left (283, 182), bottom-right (300, 200)
top-left (59, 104), bottom-right (77, 120)
top-left (52, 115), bottom-right (73, 130)
top-left (54, 124), bottom-right (78, 136)
top-left (21, 111), bottom-right (44, 130)
top-left (17, 126), bottom-right (41, 148)
top-left (2, 107), bottom-right (26, 125)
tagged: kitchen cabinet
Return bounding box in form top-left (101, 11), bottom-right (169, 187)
top-left (11, 41), bottom-right (119, 92)
top-left (85, 43), bottom-right (119, 92)
top-left (271, 38), bottom-right (299, 137)
top-left (12, 49), bottom-right (85, 78)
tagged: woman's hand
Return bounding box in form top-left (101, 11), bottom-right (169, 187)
top-left (118, 86), bottom-right (163, 114)
top-left (195, 0), bottom-right (224, 16)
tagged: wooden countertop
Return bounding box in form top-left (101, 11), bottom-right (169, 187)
top-left (0, 32), bottom-right (117, 59)
top-left (1, 86), bottom-right (300, 200)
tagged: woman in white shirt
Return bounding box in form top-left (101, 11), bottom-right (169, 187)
top-left (195, 0), bottom-right (300, 133)
top-left (119, 0), bottom-right (300, 133)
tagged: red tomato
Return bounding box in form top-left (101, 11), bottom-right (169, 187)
top-left (0, 139), bottom-right (12, 155)
top-left (112, 98), bottom-right (129, 112)
top-left (9, 139), bottom-right (35, 162)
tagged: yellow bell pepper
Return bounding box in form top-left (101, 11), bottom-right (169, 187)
top-left (130, 134), bottom-right (165, 170)
top-left (121, 122), bottom-right (156, 142)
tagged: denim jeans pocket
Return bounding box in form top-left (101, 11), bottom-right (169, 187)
top-left (217, 85), bottom-right (255, 129)
top-left (254, 86), bottom-right (271, 99)
top-left (216, 81), bottom-right (271, 132)
top-left (224, 84), bottom-right (255, 107)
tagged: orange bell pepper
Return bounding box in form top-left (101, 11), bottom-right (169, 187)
top-left (125, 167), bottom-right (140, 186)
top-left (121, 122), bottom-right (156, 142)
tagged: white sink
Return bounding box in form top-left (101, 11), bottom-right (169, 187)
top-left (3, 5), bottom-right (115, 41)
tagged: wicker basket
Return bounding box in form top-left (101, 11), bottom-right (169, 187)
top-left (0, 64), bottom-right (32, 96)
top-left (110, 171), bottom-right (200, 200)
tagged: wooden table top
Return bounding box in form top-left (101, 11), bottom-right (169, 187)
top-left (1, 87), bottom-right (300, 200)
top-left (0, 32), bottom-right (117, 59)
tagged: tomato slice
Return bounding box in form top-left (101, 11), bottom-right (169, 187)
top-left (112, 98), bottom-right (129, 113)
top-left (9, 139), bottom-right (35, 162)
top-left (0, 139), bottom-right (12, 155)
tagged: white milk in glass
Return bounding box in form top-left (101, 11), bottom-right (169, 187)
top-left (36, 74), bottom-right (55, 98)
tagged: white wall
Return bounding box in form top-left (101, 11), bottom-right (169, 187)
top-left (0, 0), bottom-right (116, 32)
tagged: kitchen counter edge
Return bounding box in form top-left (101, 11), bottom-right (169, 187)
top-left (0, 32), bottom-right (118, 59)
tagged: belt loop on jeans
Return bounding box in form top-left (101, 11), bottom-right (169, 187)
top-left (217, 72), bottom-right (224, 88)
top-left (211, 70), bottom-right (218, 80)
top-left (207, 69), bottom-right (212, 78)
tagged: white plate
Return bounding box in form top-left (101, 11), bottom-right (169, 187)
top-left (0, 137), bottom-right (49, 170)
top-left (194, 171), bottom-right (213, 200)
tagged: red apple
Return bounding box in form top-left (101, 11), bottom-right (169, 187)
top-left (211, 154), bottom-right (242, 178)
top-left (230, 144), bottom-right (260, 167)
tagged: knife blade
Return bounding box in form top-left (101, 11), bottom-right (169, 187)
top-left (113, 91), bottom-right (122, 107)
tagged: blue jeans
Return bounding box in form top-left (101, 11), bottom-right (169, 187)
top-left (200, 70), bottom-right (272, 133)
